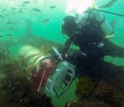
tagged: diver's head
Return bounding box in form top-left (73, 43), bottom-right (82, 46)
top-left (61, 16), bottom-right (78, 38)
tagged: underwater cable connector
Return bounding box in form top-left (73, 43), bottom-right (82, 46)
top-left (18, 45), bottom-right (75, 97)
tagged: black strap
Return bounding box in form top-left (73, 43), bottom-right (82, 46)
top-left (99, 15), bottom-right (106, 26)
top-left (88, 11), bottom-right (96, 20)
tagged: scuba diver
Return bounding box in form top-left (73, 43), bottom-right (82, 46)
top-left (56, 9), bottom-right (124, 93)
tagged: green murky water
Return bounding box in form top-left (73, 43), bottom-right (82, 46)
top-left (0, 0), bottom-right (124, 107)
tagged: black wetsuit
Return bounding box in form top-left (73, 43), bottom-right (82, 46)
top-left (60, 19), bottom-right (124, 92)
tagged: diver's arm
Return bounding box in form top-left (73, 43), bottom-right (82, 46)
top-left (68, 39), bottom-right (124, 59)
top-left (67, 44), bottom-right (100, 61)
top-left (59, 39), bottom-right (72, 54)
top-left (67, 52), bottom-right (87, 61)
top-left (103, 39), bottom-right (124, 57)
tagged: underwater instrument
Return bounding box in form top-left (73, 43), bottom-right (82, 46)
top-left (18, 45), bottom-right (55, 93)
top-left (18, 45), bottom-right (75, 97)
top-left (45, 46), bottom-right (75, 97)
top-left (45, 61), bottom-right (75, 97)
top-left (52, 46), bottom-right (60, 56)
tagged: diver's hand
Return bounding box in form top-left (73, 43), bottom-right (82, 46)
top-left (51, 53), bottom-right (68, 61)
top-left (58, 54), bottom-right (68, 61)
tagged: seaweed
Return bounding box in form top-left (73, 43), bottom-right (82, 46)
top-left (75, 76), bottom-right (95, 98)
top-left (66, 77), bottom-right (124, 107)
top-left (0, 46), bottom-right (54, 107)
